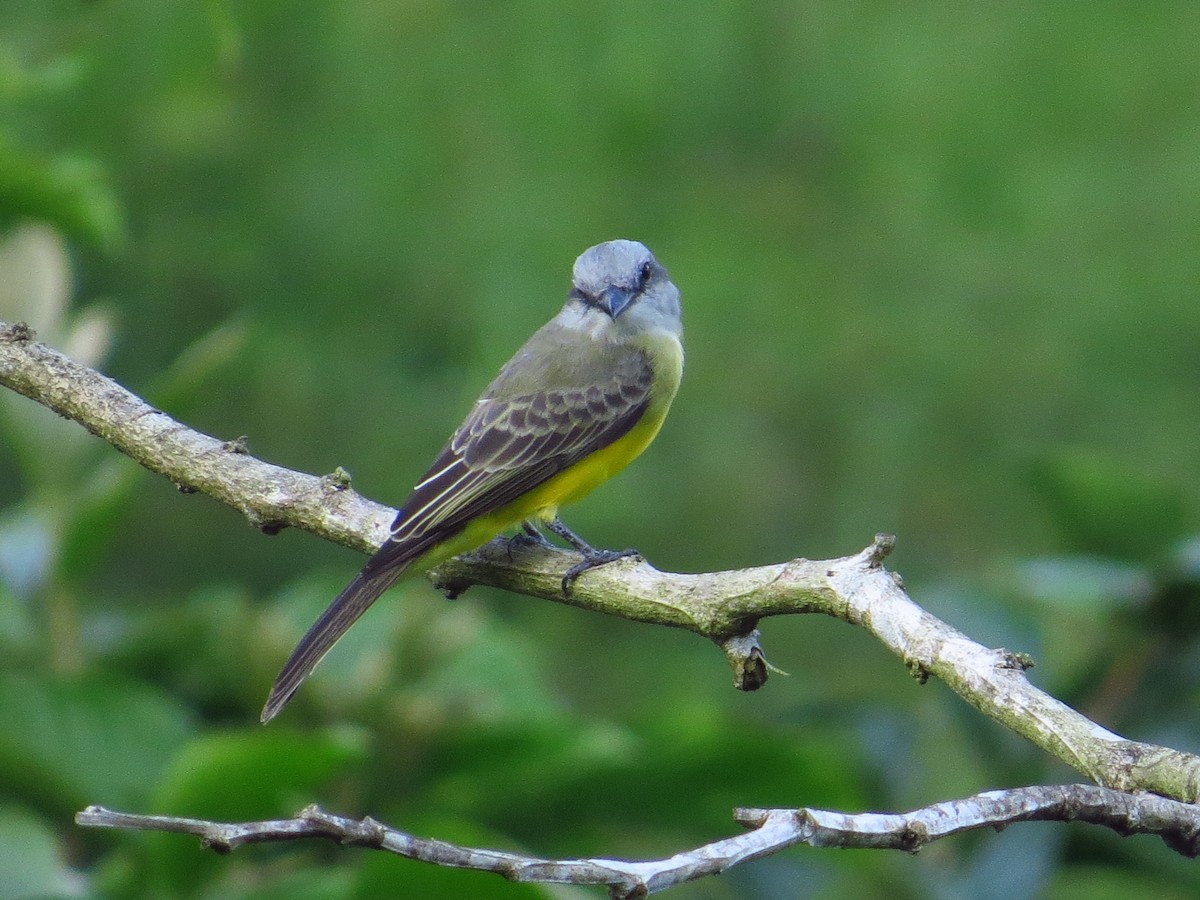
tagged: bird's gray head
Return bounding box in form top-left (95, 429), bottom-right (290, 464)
top-left (567, 239), bottom-right (682, 339)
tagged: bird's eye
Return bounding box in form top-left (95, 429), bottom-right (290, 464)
top-left (638, 260), bottom-right (653, 286)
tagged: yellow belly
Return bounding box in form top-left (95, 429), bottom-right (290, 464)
top-left (522, 401), bottom-right (670, 513)
top-left (409, 403), bottom-right (670, 572)
top-left (412, 328), bottom-right (683, 573)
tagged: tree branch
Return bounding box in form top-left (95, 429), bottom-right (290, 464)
top-left (3, 318), bottom-right (1200, 804)
top-left (435, 537), bottom-right (1200, 803)
top-left (6, 318), bottom-right (1200, 888)
top-left (0, 319), bottom-right (393, 551)
top-left (75, 785), bottom-right (1200, 897)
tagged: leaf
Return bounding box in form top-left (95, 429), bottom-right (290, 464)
top-left (144, 318), bottom-right (250, 412)
top-left (150, 728), bottom-right (366, 820)
top-left (0, 671), bottom-right (196, 813)
top-left (1029, 447), bottom-right (1189, 562)
top-left (0, 138), bottom-right (123, 248)
top-left (0, 504), bottom-right (54, 599)
top-left (142, 728), bottom-right (366, 897)
top-left (1014, 556), bottom-right (1153, 613)
top-left (418, 710), bottom-right (867, 852)
top-left (0, 804), bottom-right (79, 899)
top-left (405, 613), bottom-right (566, 727)
top-left (1044, 863), bottom-right (1196, 900)
top-left (0, 579), bottom-right (37, 652)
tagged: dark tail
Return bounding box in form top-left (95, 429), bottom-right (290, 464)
top-left (260, 564), bottom-right (407, 723)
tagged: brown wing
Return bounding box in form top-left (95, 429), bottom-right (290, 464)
top-left (363, 348), bottom-right (654, 575)
top-left (261, 349), bottom-right (652, 722)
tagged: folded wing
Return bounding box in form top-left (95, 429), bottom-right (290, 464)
top-left (261, 349), bottom-right (653, 722)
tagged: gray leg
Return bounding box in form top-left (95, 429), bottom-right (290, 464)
top-left (545, 517), bottom-right (640, 594)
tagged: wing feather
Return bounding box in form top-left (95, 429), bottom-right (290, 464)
top-left (360, 348), bottom-right (652, 578)
top-left (262, 345), bottom-right (654, 722)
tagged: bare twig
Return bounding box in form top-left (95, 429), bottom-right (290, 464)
top-left (76, 785), bottom-right (1200, 897)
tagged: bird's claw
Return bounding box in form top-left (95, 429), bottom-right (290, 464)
top-left (561, 547), bottom-right (641, 595)
top-left (505, 525), bottom-right (558, 562)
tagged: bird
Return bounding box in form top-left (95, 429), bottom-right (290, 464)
top-left (261, 239), bottom-right (684, 722)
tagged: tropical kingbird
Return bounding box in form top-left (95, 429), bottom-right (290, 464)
top-left (261, 239), bottom-right (684, 722)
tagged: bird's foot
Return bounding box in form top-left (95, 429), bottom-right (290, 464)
top-left (543, 516), bottom-right (642, 594)
top-left (506, 523), bottom-right (557, 561)
top-left (561, 546), bottom-right (641, 595)
top-left (521, 520), bottom-right (557, 547)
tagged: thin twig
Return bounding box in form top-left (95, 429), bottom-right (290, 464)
top-left (76, 785), bottom-right (1200, 898)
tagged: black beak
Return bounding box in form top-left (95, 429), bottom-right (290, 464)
top-left (596, 286), bottom-right (637, 319)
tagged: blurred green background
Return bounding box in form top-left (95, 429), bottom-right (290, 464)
top-left (3, 1), bottom-right (1200, 897)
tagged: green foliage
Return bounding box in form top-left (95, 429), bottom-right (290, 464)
top-left (0, 137), bottom-right (122, 248)
top-left (152, 730), bottom-right (365, 821)
top-left (0, 37), bottom-right (123, 247)
top-left (1030, 447), bottom-right (1189, 561)
top-left (2, 1), bottom-right (1200, 897)
top-left (0, 672), bottom-right (195, 813)
top-left (0, 805), bottom-right (77, 899)
top-left (141, 729), bottom-right (364, 897)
